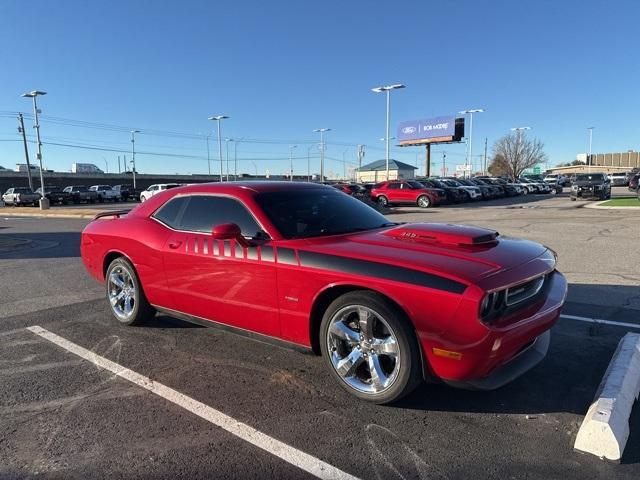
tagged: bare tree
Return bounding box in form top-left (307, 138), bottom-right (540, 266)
top-left (491, 132), bottom-right (547, 179)
top-left (487, 153), bottom-right (510, 176)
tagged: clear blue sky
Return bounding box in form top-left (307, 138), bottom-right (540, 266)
top-left (0, 0), bottom-right (638, 177)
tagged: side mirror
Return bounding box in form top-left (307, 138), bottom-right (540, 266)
top-left (211, 223), bottom-right (249, 247)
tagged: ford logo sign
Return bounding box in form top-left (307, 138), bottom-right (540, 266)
top-left (402, 126), bottom-right (417, 134)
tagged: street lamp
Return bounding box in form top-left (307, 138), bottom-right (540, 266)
top-left (225, 138), bottom-right (231, 182)
top-left (313, 128), bottom-right (330, 182)
top-left (130, 130), bottom-right (140, 189)
top-left (587, 127), bottom-right (594, 173)
top-left (289, 145), bottom-right (297, 181)
top-left (209, 115), bottom-right (229, 182)
top-left (21, 90), bottom-right (48, 209)
top-left (459, 108), bottom-right (485, 178)
top-left (372, 84), bottom-right (405, 181)
top-left (227, 137), bottom-right (244, 181)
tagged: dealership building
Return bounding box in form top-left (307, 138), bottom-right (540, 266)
top-left (356, 159), bottom-right (417, 182)
top-left (546, 151), bottom-right (639, 175)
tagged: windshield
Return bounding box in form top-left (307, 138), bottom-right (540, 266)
top-left (75, 186), bottom-right (88, 192)
top-left (256, 189), bottom-right (393, 239)
top-left (574, 174), bottom-right (605, 182)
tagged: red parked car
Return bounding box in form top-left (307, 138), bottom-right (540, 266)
top-left (81, 182), bottom-right (567, 403)
top-left (370, 180), bottom-right (446, 208)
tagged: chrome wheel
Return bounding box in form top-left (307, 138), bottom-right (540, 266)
top-left (377, 196), bottom-right (388, 207)
top-left (326, 305), bottom-right (401, 394)
top-left (108, 265), bottom-right (136, 320)
top-left (417, 195), bottom-right (430, 208)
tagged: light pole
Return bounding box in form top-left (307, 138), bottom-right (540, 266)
top-left (250, 161), bottom-right (258, 177)
top-left (587, 127), bottom-right (594, 173)
top-left (228, 137), bottom-right (244, 181)
top-left (209, 115), bottom-right (229, 182)
top-left (205, 135), bottom-right (211, 175)
top-left (459, 109), bottom-right (484, 178)
top-left (130, 130), bottom-right (140, 189)
top-left (21, 90), bottom-right (48, 209)
top-left (510, 127), bottom-right (531, 179)
top-left (313, 128), bottom-right (330, 182)
top-left (225, 138), bottom-right (231, 182)
top-left (289, 145), bottom-right (297, 181)
top-left (372, 84), bottom-right (405, 181)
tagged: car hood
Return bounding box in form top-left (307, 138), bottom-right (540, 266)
top-left (298, 223), bottom-right (549, 285)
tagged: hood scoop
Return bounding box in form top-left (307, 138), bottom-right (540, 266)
top-left (383, 223), bottom-right (499, 246)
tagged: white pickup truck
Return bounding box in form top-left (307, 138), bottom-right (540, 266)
top-left (89, 185), bottom-right (121, 202)
top-left (2, 187), bottom-right (41, 206)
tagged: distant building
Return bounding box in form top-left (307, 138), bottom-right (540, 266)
top-left (71, 163), bottom-right (103, 173)
top-left (356, 159), bottom-right (417, 182)
top-left (585, 151), bottom-right (640, 169)
top-left (14, 163), bottom-right (40, 173)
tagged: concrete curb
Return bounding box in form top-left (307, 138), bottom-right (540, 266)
top-left (574, 332), bottom-right (640, 462)
top-left (1, 212), bottom-right (98, 219)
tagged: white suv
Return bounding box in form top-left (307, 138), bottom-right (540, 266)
top-left (139, 183), bottom-right (180, 202)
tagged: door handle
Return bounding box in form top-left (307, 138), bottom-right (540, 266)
top-left (168, 241), bottom-right (182, 249)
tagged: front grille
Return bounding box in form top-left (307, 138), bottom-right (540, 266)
top-left (505, 275), bottom-right (546, 306)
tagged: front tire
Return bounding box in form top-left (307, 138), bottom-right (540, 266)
top-left (417, 195), bottom-right (431, 208)
top-left (320, 291), bottom-right (422, 404)
top-left (105, 257), bottom-right (155, 326)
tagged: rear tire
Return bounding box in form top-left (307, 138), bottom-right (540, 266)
top-left (377, 195), bottom-right (388, 208)
top-left (105, 257), bottom-right (155, 326)
top-left (320, 291), bottom-right (422, 404)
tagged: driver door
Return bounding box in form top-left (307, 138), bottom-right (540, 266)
top-left (159, 194), bottom-right (279, 336)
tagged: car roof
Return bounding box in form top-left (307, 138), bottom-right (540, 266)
top-left (160, 181), bottom-right (333, 195)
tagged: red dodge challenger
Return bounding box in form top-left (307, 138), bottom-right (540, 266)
top-left (81, 182), bottom-right (567, 403)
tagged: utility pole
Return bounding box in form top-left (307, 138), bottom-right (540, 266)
top-left (459, 109), bottom-right (485, 178)
top-left (588, 127), bottom-right (594, 173)
top-left (21, 91), bottom-right (48, 208)
top-left (425, 144), bottom-right (431, 178)
top-left (483, 137), bottom-right (488, 175)
top-left (17, 114), bottom-right (34, 191)
top-left (356, 144), bottom-right (365, 182)
top-left (117, 155), bottom-right (121, 174)
top-left (206, 135), bottom-right (211, 176)
top-left (289, 145), bottom-right (297, 181)
top-left (131, 130), bottom-right (140, 189)
top-left (225, 138), bottom-right (230, 182)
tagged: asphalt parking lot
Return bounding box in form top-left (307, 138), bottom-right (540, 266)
top-left (1, 188), bottom-right (639, 479)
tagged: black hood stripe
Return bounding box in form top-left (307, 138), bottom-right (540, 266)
top-left (298, 251), bottom-right (467, 294)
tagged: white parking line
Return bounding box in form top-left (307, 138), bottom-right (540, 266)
top-left (560, 314), bottom-right (640, 330)
top-left (26, 325), bottom-right (359, 480)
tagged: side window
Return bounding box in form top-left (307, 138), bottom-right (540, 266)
top-left (152, 196), bottom-right (189, 229)
top-left (149, 185), bottom-right (158, 191)
top-left (179, 196), bottom-right (261, 237)
top-left (387, 183), bottom-right (400, 190)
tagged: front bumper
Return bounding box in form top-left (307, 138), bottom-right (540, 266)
top-left (423, 270), bottom-right (567, 389)
top-left (442, 330), bottom-right (550, 390)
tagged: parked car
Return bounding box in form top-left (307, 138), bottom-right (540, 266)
top-left (370, 180), bottom-right (446, 208)
top-left (543, 174), bottom-right (570, 186)
top-left (570, 173), bottom-right (611, 201)
top-left (628, 173), bottom-right (640, 192)
top-left (609, 172), bottom-right (631, 187)
top-left (420, 178), bottom-right (466, 203)
top-left (89, 185), bottom-right (121, 202)
top-left (455, 178), bottom-right (494, 199)
top-left (2, 187), bottom-right (40, 206)
top-left (140, 183), bottom-right (180, 202)
top-left (440, 178), bottom-right (482, 200)
top-left (35, 187), bottom-right (71, 205)
top-left (521, 176), bottom-right (552, 193)
top-left (80, 182), bottom-right (567, 403)
top-left (485, 177), bottom-right (524, 195)
top-left (63, 185), bottom-right (98, 204)
top-left (112, 184), bottom-right (143, 202)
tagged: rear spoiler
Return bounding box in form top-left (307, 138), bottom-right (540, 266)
top-left (93, 209), bottom-right (131, 220)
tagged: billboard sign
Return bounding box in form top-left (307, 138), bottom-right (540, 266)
top-left (398, 115), bottom-right (457, 144)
